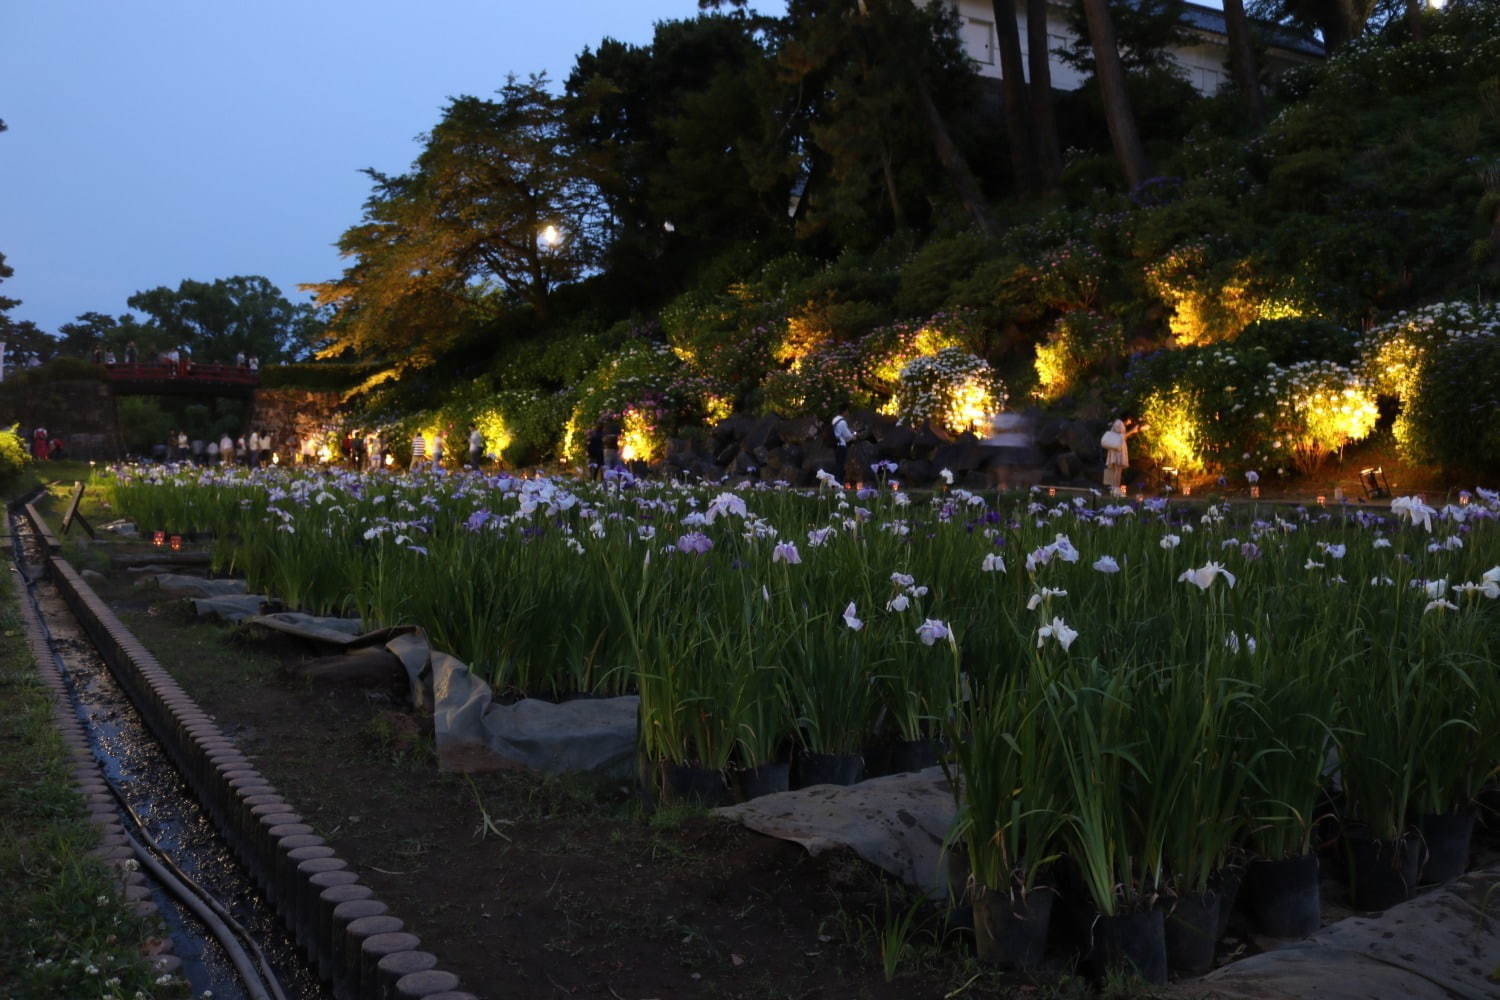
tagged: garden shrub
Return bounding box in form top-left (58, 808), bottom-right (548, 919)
top-left (888, 347), bottom-right (1005, 434)
top-left (7, 358), bottom-right (106, 386)
top-left (1358, 300), bottom-right (1500, 463)
top-left (1262, 360), bottom-right (1379, 475)
top-left (0, 424), bottom-right (29, 483)
top-left (894, 230), bottom-right (995, 316)
top-left (1398, 330), bottom-right (1500, 473)
top-left (1236, 317), bottom-right (1360, 366)
top-left (258, 361), bottom-right (382, 391)
top-left (1033, 310), bottom-right (1126, 401)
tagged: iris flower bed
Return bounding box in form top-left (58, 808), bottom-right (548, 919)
top-left (110, 464), bottom-right (1500, 965)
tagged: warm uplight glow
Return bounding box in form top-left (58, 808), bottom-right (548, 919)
top-left (474, 408), bottom-right (513, 463)
top-left (703, 394), bottom-right (734, 425)
top-left (619, 405), bottom-right (660, 464)
top-left (1250, 486), bottom-right (1260, 498)
top-left (153, 531), bottom-right (165, 548)
top-left (1140, 387), bottom-right (1206, 475)
top-left (169, 534), bottom-right (182, 552)
top-left (946, 376), bottom-right (995, 435)
top-left (384, 454), bottom-right (395, 467)
top-left (271, 452), bottom-right (280, 465)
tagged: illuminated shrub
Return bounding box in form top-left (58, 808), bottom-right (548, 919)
top-left (1391, 317), bottom-right (1500, 472)
top-left (0, 424), bottom-right (31, 482)
top-left (1357, 301), bottom-right (1500, 459)
top-left (1127, 344), bottom-right (1279, 475)
top-left (1033, 311), bottom-right (1125, 401)
top-left (562, 342), bottom-right (682, 463)
top-left (1138, 385), bottom-right (1209, 475)
top-left (618, 398), bottom-right (668, 464)
top-left (1145, 242), bottom-right (1305, 347)
top-left (889, 348), bottom-right (1006, 434)
top-left (1263, 361), bottom-right (1378, 474)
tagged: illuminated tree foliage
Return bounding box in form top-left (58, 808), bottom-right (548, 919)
top-left (309, 75), bottom-right (605, 360)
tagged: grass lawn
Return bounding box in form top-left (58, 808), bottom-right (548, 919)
top-left (0, 531), bottom-right (177, 998)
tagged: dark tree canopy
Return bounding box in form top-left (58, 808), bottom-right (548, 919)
top-left (125, 276), bottom-right (323, 363)
top-left (566, 15), bottom-right (795, 291)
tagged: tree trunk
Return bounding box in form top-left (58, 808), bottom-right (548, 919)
top-left (1405, 0), bottom-right (1423, 41)
top-left (914, 75), bottom-right (996, 237)
top-left (1321, 0), bottom-right (1362, 51)
top-left (1222, 0), bottom-right (1265, 127)
top-left (1080, 0), bottom-right (1151, 191)
top-left (991, 0), bottom-right (1037, 193)
top-left (1027, 0), bottom-right (1064, 188)
top-left (880, 147), bottom-right (907, 229)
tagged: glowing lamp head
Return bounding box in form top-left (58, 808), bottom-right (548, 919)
top-left (540, 224), bottom-right (561, 247)
top-left (1250, 485), bottom-right (1260, 499)
top-left (169, 534), bottom-right (182, 552)
top-left (152, 531), bottom-right (165, 548)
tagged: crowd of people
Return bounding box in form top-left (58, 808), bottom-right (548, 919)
top-left (89, 341), bottom-right (260, 378)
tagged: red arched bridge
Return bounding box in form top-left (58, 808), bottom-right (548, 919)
top-left (104, 361), bottom-right (260, 397)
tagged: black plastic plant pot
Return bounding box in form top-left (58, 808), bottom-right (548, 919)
top-left (1210, 864), bottom-right (1244, 940)
top-left (887, 738), bottom-right (940, 774)
top-left (973, 888), bottom-right (1054, 971)
top-left (739, 761), bottom-right (791, 801)
top-left (1420, 809), bottom-right (1475, 885)
top-left (796, 750), bottom-right (864, 788)
top-left (660, 762), bottom-right (729, 808)
top-left (1089, 908), bottom-right (1167, 986)
top-left (1347, 829), bottom-right (1421, 910)
top-left (1162, 889), bottom-right (1219, 975)
top-left (1246, 854), bottom-right (1321, 938)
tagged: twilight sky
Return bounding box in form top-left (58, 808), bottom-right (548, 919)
top-left (0, 0), bottom-right (716, 335)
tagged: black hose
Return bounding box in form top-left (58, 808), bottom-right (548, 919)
top-left (104, 778), bottom-right (289, 1000)
top-left (123, 829), bottom-right (276, 1000)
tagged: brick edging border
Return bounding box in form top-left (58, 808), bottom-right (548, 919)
top-left (17, 501), bottom-right (476, 1000)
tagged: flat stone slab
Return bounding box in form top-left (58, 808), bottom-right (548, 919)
top-left (191, 594), bottom-right (270, 622)
top-left (1190, 867), bottom-right (1500, 999)
top-left (138, 573), bottom-right (248, 597)
top-left (714, 767), bottom-right (957, 898)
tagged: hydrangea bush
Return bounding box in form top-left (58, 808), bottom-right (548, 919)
top-left (888, 347), bottom-right (1006, 433)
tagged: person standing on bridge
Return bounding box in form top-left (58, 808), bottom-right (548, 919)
top-left (235, 351), bottom-right (246, 368)
top-left (124, 341), bottom-right (137, 364)
top-left (219, 433), bottom-right (234, 466)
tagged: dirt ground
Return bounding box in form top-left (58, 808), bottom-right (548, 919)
top-left (91, 569), bottom-right (1068, 1000)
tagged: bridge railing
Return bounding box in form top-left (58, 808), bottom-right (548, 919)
top-left (103, 362), bottom-right (259, 385)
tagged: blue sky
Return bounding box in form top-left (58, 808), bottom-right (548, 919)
top-left (0, 0), bottom-right (714, 334)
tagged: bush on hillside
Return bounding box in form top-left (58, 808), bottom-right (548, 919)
top-left (1033, 310), bottom-right (1126, 401)
top-left (0, 424), bottom-right (30, 483)
top-left (7, 358), bottom-right (106, 386)
top-left (1398, 330), bottom-right (1500, 473)
top-left (1235, 317), bottom-right (1360, 366)
top-left (889, 348), bottom-right (1005, 434)
top-left (259, 361), bottom-right (383, 391)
